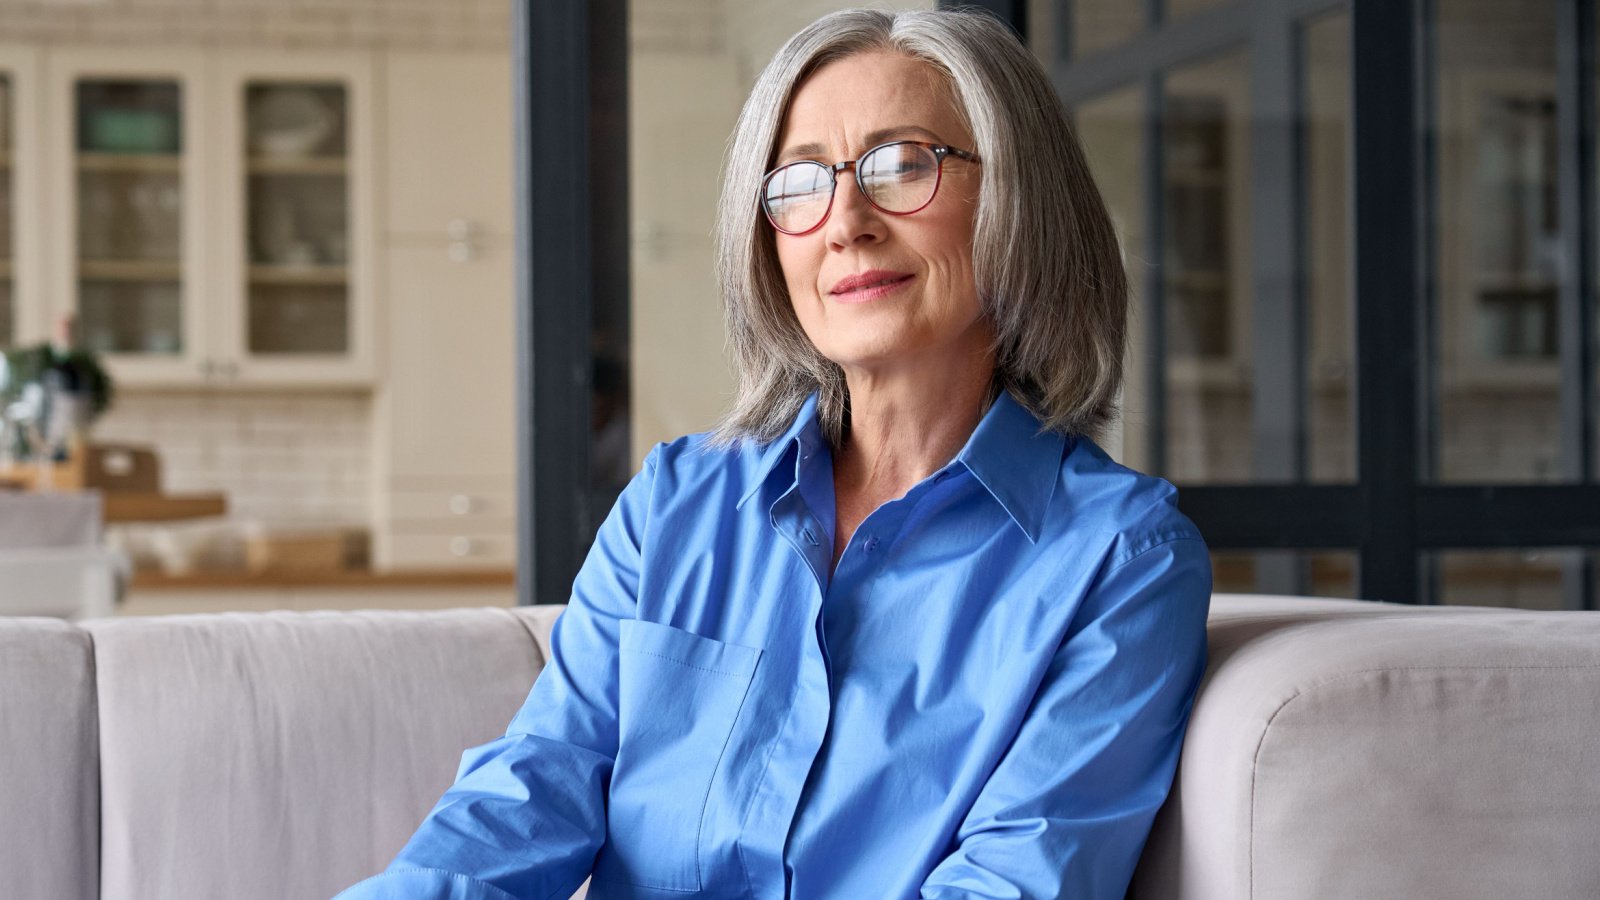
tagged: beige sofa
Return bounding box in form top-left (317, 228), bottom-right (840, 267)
top-left (3, 595), bottom-right (1597, 900)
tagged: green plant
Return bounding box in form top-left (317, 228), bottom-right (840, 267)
top-left (0, 342), bottom-right (116, 417)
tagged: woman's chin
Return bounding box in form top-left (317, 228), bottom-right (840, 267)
top-left (819, 340), bottom-right (929, 375)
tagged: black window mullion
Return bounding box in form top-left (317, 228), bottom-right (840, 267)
top-left (1415, 0), bottom-right (1442, 603)
top-left (1180, 485), bottom-right (1364, 547)
top-left (1352, 0), bottom-right (1422, 602)
top-left (1145, 71), bottom-right (1169, 476)
top-left (514, 0), bottom-right (627, 606)
top-left (1419, 485), bottom-right (1600, 547)
top-left (1557, 0), bottom-right (1598, 610)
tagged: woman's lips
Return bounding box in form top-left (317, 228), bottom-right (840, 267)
top-left (829, 271), bottom-right (914, 304)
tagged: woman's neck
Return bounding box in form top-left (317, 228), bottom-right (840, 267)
top-left (834, 353), bottom-right (997, 502)
top-left (832, 339), bottom-right (992, 563)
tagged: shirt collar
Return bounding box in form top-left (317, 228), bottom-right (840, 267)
top-left (954, 390), bottom-right (1067, 543)
top-left (736, 391), bottom-right (824, 510)
top-left (734, 388), bottom-right (1069, 542)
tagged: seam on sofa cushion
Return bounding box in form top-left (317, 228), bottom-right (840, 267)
top-left (1247, 663), bottom-right (1600, 900)
top-left (82, 621), bottom-right (100, 896)
top-left (84, 623), bottom-right (102, 900)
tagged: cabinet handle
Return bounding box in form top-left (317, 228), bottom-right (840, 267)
top-left (200, 359), bottom-right (216, 377)
top-left (449, 536), bottom-right (475, 557)
top-left (447, 218), bottom-right (481, 262)
top-left (449, 494), bottom-right (474, 515)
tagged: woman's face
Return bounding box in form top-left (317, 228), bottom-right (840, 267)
top-left (771, 51), bottom-right (987, 378)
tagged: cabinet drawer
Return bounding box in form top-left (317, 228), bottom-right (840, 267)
top-left (384, 531), bottom-right (517, 569)
top-left (387, 490), bottom-right (515, 522)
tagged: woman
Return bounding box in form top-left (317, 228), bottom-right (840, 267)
top-left (340, 8), bottom-right (1209, 899)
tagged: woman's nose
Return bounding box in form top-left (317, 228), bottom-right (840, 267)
top-left (825, 170), bottom-right (886, 250)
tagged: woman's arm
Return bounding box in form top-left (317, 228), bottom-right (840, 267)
top-left (336, 450), bottom-right (659, 900)
top-left (919, 534), bottom-right (1212, 900)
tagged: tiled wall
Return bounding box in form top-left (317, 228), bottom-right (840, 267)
top-left (92, 391), bottom-right (371, 526)
top-left (0, 0), bottom-right (509, 51)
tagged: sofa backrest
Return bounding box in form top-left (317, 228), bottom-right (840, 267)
top-left (0, 617), bottom-right (98, 900)
top-left (82, 606), bottom-right (560, 900)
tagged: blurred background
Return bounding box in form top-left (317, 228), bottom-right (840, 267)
top-left (0, 0), bottom-right (1594, 615)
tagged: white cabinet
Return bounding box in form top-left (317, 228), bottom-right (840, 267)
top-left (372, 52), bottom-right (516, 571)
top-left (37, 47), bottom-right (375, 387)
top-left (0, 45), bottom-right (42, 352)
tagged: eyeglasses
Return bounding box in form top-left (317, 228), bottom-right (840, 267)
top-left (759, 140), bottom-right (980, 236)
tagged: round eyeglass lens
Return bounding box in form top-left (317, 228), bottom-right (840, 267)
top-left (859, 142), bottom-right (939, 213)
top-left (764, 162), bottom-right (833, 233)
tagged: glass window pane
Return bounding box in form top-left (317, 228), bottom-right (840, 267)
top-left (75, 79), bottom-right (183, 356)
top-left (1073, 0), bottom-right (1143, 59)
top-left (1026, 0), bottom-right (1059, 66)
top-left (245, 82), bottom-right (350, 356)
top-left (0, 72), bottom-right (12, 348)
top-left (1434, 549), bottom-right (1576, 610)
top-left (1168, 0), bottom-right (1228, 19)
top-left (1304, 10), bottom-right (1354, 483)
top-left (1431, 0), bottom-right (1561, 482)
top-left (1212, 550), bottom-right (1358, 599)
top-left (1163, 48), bottom-right (1250, 483)
top-left (1075, 85), bottom-right (1147, 467)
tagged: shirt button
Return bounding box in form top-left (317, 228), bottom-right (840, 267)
top-left (864, 536), bottom-right (880, 553)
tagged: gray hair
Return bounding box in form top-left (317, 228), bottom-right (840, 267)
top-left (709, 7), bottom-right (1127, 449)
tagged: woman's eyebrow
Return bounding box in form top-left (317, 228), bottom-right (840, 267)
top-left (774, 125), bottom-right (945, 165)
top-left (775, 141), bottom-right (829, 165)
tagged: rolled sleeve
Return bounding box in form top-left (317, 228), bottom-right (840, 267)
top-left (920, 534), bottom-right (1212, 900)
top-left (338, 450), bottom-right (659, 900)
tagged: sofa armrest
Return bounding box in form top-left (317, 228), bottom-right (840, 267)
top-left (1130, 594), bottom-right (1600, 900)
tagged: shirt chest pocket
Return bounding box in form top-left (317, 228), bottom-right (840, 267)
top-left (593, 619), bottom-right (763, 893)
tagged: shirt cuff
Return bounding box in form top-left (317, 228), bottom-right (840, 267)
top-left (333, 867), bottom-right (525, 900)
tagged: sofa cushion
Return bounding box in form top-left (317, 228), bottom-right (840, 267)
top-left (0, 617), bottom-right (98, 900)
top-left (1130, 594), bottom-right (1600, 900)
top-left (85, 607), bottom-right (548, 900)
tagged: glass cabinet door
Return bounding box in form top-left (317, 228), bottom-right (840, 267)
top-left (74, 79), bottom-right (185, 357)
top-left (243, 81), bottom-right (350, 357)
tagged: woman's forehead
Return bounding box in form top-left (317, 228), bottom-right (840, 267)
top-left (775, 50), bottom-right (969, 159)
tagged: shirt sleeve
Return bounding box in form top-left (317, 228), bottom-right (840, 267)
top-left (919, 534), bottom-right (1212, 900)
top-left (336, 449), bottom-right (659, 900)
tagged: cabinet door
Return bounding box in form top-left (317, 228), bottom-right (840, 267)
top-left (383, 52), bottom-right (513, 236)
top-left (212, 51), bottom-right (376, 386)
top-left (378, 50), bottom-right (514, 481)
top-left (373, 51), bottom-right (514, 571)
top-left (380, 241), bottom-right (516, 481)
top-left (45, 48), bottom-right (209, 385)
top-left (0, 46), bottom-right (41, 351)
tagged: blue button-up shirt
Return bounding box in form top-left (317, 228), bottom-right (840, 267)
top-left (338, 390), bottom-right (1210, 900)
